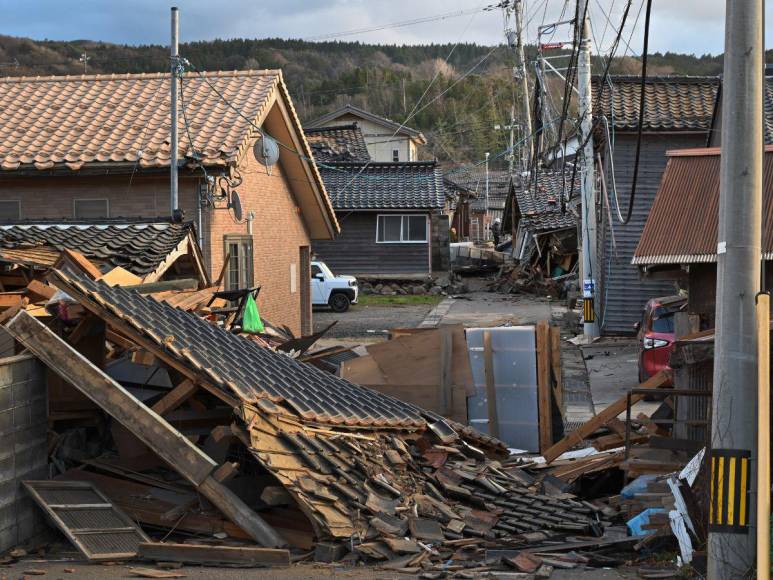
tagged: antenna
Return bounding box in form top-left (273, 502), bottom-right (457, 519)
top-left (253, 135), bottom-right (280, 170)
top-left (229, 190), bottom-right (243, 222)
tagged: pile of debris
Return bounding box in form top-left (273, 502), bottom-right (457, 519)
top-left (0, 263), bottom-right (644, 576)
top-left (488, 262), bottom-right (574, 297)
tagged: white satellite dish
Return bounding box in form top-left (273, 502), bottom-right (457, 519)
top-left (229, 190), bottom-right (243, 222)
top-left (253, 134), bottom-right (280, 167)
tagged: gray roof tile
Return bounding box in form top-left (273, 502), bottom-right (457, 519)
top-left (319, 161), bottom-right (446, 210)
top-left (304, 123), bottom-right (371, 163)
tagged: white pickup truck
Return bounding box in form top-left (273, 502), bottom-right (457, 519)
top-left (311, 261), bottom-right (358, 312)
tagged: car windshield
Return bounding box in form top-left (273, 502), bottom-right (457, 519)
top-left (652, 312), bottom-right (675, 333)
top-left (316, 262), bottom-right (335, 278)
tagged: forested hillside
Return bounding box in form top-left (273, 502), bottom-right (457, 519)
top-left (1, 36), bottom-right (765, 164)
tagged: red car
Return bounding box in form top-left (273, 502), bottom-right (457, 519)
top-left (635, 295), bottom-right (687, 384)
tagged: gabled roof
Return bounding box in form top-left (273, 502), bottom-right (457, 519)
top-left (0, 218), bottom-right (200, 277)
top-left (52, 269), bottom-right (428, 429)
top-left (634, 145), bottom-right (773, 266)
top-left (307, 104), bottom-right (427, 144)
top-left (318, 161), bottom-right (446, 210)
top-left (592, 75), bottom-right (720, 132)
top-left (0, 70), bottom-right (339, 239)
top-left (304, 123), bottom-right (371, 163)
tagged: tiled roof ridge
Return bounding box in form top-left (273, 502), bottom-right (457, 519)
top-left (593, 74), bottom-right (720, 83)
top-left (304, 123), bottom-right (360, 133)
top-left (0, 216), bottom-right (193, 225)
top-left (325, 160), bottom-right (437, 168)
top-left (0, 69), bottom-right (281, 84)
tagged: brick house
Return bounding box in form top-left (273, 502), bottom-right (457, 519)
top-left (0, 70), bottom-right (339, 335)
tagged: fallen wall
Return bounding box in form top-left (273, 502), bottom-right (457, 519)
top-left (0, 354), bottom-right (48, 552)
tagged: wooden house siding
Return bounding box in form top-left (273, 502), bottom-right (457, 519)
top-left (312, 212), bottom-right (431, 278)
top-left (598, 133), bottom-right (703, 334)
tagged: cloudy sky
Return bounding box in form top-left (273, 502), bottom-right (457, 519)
top-left (2, 0), bottom-right (770, 56)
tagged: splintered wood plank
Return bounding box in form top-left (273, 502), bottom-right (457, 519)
top-left (536, 321), bottom-right (552, 453)
top-left (137, 542), bottom-right (290, 567)
top-left (482, 330), bottom-right (499, 440)
top-left (23, 480), bottom-right (150, 561)
top-left (542, 370), bottom-right (671, 463)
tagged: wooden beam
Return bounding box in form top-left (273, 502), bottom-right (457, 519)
top-left (549, 325), bottom-right (563, 409)
top-left (4, 311), bottom-right (285, 548)
top-left (542, 370), bottom-right (671, 463)
top-left (439, 327), bottom-right (453, 416)
top-left (124, 279), bottom-right (199, 294)
top-left (482, 330), bottom-right (500, 440)
top-left (536, 321), bottom-right (552, 452)
top-left (151, 379), bottom-right (198, 416)
top-left (67, 315), bottom-right (99, 346)
top-left (137, 542), bottom-right (290, 567)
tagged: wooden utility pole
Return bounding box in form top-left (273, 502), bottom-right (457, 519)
top-left (170, 7), bottom-right (179, 216)
top-left (707, 1), bottom-right (764, 577)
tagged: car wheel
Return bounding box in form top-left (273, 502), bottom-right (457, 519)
top-left (329, 293), bottom-right (350, 313)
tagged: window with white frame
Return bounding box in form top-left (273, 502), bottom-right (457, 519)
top-left (392, 149), bottom-right (400, 162)
top-left (376, 214), bottom-right (427, 243)
top-left (224, 236), bottom-right (254, 290)
top-left (0, 201), bottom-right (20, 221)
top-left (74, 199), bottom-right (109, 218)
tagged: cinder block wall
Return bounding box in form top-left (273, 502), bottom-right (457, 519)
top-left (0, 355), bottom-right (48, 552)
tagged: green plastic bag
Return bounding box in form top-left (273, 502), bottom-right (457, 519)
top-left (242, 294), bottom-right (264, 334)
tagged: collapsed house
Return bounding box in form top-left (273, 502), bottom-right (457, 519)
top-left (0, 264), bottom-right (626, 572)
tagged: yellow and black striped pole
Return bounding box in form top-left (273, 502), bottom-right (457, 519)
top-left (709, 449), bottom-right (751, 533)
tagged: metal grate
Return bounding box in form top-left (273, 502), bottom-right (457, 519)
top-left (24, 480), bottom-right (149, 560)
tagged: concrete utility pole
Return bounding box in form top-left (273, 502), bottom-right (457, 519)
top-left (576, 0), bottom-right (598, 339)
top-left (513, 0), bottom-right (532, 172)
top-left (707, 1), bottom-right (764, 577)
top-left (485, 152), bottom-right (490, 240)
top-left (170, 6), bottom-right (179, 215)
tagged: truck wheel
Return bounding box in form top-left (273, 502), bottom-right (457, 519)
top-left (329, 292), bottom-right (350, 313)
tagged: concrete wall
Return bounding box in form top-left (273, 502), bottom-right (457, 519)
top-left (0, 355), bottom-right (48, 552)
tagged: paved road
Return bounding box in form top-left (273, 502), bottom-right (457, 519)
top-left (312, 302), bottom-right (434, 338)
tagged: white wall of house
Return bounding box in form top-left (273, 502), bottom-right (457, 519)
top-left (317, 113), bottom-right (417, 162)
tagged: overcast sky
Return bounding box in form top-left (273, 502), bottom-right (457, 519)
top-left (1, 1), bottom-right (770, 56)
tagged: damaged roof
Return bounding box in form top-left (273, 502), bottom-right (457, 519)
top-left (304, 124), bottom-right (371, 163)
top-left (445, 170), bottom-right (511, 211)
top-left (318, 161), bottom-right (446, 210)
top-left (306, 104), bottom-right (427, 144)
top-left (0, 219), bottom-right (195, 275)
top-left (51, 269), bottom-right (429, 429)
top-left (592, 75), bottom-right (719, 132)
top-left (634, 145), bottom-right (773, 266)
top-left (509, 171), bottom-right (580, 233)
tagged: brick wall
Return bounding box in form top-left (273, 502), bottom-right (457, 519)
top-left (0, 355), bottom-right (48, 552)
top-left (0, 157), bottom-right (313, 335)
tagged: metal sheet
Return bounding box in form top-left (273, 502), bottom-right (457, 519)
top-left (466, 326), bottom-right (539, 451)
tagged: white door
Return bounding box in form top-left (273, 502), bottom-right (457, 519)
top-left (311, 264), bottom-right (325, 304)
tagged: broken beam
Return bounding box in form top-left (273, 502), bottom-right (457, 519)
top-left (541, 370), bottom-right (671, 463)
top-left (5, 311), bottom-right (286, 549)
top-left (138, 542), bottom-right (289, 567)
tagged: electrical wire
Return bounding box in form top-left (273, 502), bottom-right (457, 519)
top-left (618, 0), bottom-right (653, 225)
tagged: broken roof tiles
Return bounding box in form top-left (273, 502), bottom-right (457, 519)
top-left (0, 219), bottom-right (194, 275)
top-left (304, 124), bottom-right (371, 163)
top-left (50, 269), bottom-right (428, 429)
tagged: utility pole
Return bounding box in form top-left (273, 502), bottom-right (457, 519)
top-left (576, 0), bottom-right (598, 339)
top-left (513, 0), bottom-right (532, 172)
top-left (79, 51), bottom-right (90, 74)
top-left (170, 7), bottom-right (179, 216)
top-left (485, 152), bottom-right (490, 241)
top-left (707, 0), bottom-right (764, 577)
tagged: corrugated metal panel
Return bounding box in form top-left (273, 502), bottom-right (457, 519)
top-left (598, 134), bottom-right (703, 334)
top-left (634, 146), bottom-right (773, 263)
